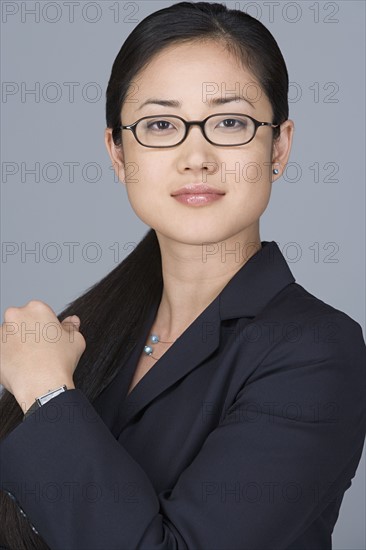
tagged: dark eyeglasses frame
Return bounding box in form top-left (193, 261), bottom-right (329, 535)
top-left (116, 113), bottom-right (279, 148)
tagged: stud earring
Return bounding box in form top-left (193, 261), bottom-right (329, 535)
top-left (273, 168), bottom-right (279, 175)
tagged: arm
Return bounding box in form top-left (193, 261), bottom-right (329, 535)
top-left (1, 313), bottom-right (366, 550)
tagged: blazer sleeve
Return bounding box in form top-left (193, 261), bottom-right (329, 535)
top-left (1, 312), bottom-right (366, 550)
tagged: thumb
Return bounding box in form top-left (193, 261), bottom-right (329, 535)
top-left (62, 315), bottom-right (81, 331)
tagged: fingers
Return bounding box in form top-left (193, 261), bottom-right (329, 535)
top-left (3, 300), bottom-right (57, 323)
top-left (62, 315), bottom-right (81, 331)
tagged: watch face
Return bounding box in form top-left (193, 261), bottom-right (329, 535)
top-left (37, 386), bottom-right (67, 406)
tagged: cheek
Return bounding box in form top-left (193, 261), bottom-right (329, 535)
top-left (124, 160), bottom-right (171, 223)
top-left (125, 152), bottom-right (166, 190)
top-left (222, 148), bottom-right (273, 222)
top-left (225, 148), bottom-right (272, 193)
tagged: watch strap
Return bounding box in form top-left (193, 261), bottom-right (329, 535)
top-left (23, 385), bottom-right (68, 421)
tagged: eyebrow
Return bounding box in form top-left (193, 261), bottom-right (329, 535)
top-left (137, 95), bottom-right (255, 111)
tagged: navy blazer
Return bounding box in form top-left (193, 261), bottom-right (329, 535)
top-left (1, 240), bottom-right (366, 550)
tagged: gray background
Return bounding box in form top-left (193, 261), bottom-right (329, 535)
top-left (1, 0), bottom-right (365, 547)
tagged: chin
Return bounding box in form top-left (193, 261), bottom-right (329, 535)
top-left (156, 224), bottom-right (235, 246)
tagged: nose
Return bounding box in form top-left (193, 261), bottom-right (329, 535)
top-left (176, 121), bottom-right (217, 176)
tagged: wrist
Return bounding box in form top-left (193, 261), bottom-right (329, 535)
top-left (15, 379), bottom-right (75, 414)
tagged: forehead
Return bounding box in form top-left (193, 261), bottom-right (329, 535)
top-left (122, 41), bottom-right (270, 118)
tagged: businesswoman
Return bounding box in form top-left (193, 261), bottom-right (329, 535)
top-left (1, 2), bottom-right (365, 549)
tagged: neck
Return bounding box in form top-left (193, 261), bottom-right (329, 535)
top-left (152, 226), bottom-right (262, 340)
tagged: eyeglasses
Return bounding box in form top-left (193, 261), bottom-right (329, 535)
top-left (117, 113), bottom-right (279, 148)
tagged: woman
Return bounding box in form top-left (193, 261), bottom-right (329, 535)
top-left (0, 2), bottom-right (365, 549)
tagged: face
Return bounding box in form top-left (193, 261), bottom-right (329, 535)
top-left (105, 40), bottom-right (293, 248)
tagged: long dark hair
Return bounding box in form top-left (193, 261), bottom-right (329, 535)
top-left (0, 2), bottom-right (289, 547)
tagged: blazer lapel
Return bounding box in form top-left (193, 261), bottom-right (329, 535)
top-left (115, 296), bottom-right (222, 434)
top-left (113, 241), bottom-right (296, 435)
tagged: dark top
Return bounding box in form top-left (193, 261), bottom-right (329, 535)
top-left (1, 240), bottom-right (366, 550)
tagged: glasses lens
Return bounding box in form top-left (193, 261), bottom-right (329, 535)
top-left (136, 116), bottom-right (185, 146)
top-left (205, 114), bottom-right (255, 145)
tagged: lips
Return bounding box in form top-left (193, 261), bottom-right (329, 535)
top-left (171, 184), bottom-right (225, 196)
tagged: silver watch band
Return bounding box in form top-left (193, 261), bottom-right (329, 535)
top-left (23, 385), bottom-right (68, 421)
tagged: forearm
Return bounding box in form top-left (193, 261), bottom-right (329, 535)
top-left (0, 389), bottom-right (165, 550)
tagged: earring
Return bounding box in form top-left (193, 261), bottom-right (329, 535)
top-left (273, 168), bottom-right (279, 175)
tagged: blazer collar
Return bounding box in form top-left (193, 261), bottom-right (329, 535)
top-left (113, 240), bottom-right (296, 434)
top-left (220, 240), bottom-right (296, 320)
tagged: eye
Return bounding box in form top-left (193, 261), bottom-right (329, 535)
top-left (146, 119), bottom-right (176, 132)
top-left (217, 118), bottom-right (247, 129)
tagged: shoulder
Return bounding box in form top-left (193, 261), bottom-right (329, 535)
top-left (245, 282), bottom-right (366, 404)
top-left (234, 281), bottom-right (366, 392)
top-left (265, 281), bottom-right (365, 345)
top-left (232, 282), bottom-right (366, 432)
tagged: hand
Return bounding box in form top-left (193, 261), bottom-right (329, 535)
top-left (0, 300), bottom-right (86, 411)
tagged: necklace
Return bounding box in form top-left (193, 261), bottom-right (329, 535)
top-left (143, 333), bottom-right (176, 361)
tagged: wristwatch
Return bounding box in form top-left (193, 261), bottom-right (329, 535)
top-left (22, 385), bottom-right (68, 421)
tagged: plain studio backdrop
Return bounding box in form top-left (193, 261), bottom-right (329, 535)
top-left (1, 1), bottom-right (365, 548)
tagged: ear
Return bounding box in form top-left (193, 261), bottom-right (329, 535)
top-left (271, 119), bottom-right (295, 181)
top-left (105, 128), bottom-right (126, 185)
